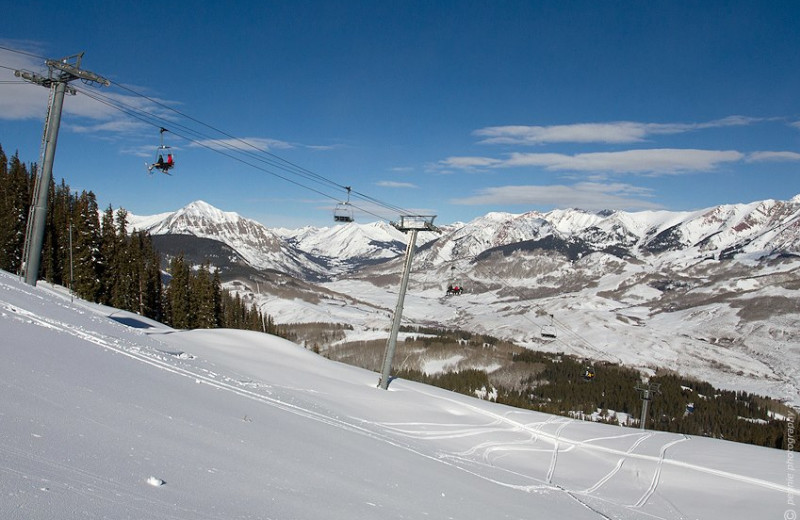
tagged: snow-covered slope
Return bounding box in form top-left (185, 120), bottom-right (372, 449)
top-left (277, 220), bottom-right (409, 269)
top-left (0, 270), bottom-right (796, 519)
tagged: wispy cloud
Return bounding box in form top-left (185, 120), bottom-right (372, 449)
top-left (473, 116), bottom-right (765, 145)
top-left (120, 144), bottom-right (165, 159)
top-left (190, 137), bottom-right (294, 152)
top-left (436, 156), bottom-right (505, 171)
top-left (377, 181), bottom-right (417, 188)
top-left (438, 149), bottom-right (743, 175)
top-left (0, 43), bottom-right (184, 142)
top-left (306, 144), bottom-right (342, 151)
top-left (746, 151), bottom-right (800, 162)
top-left (65, 119), bottom-right (151, 135)
top-left (0, 47), bottom-right (51, 120)
top-left (451, 182), bottom-right (662, 210)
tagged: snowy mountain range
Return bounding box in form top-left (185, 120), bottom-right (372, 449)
top-left (130, 196), bottom-right (800, 275)
top-left (128, 196), bottom-right (800, 407)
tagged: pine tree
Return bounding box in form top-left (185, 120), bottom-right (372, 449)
top-left (211, 269), bottom-right (223, 327)
top-left (112, 207), bottom-right (141, 312)
top-left (71, 191), bottom-right (103, 301)
top-left (190, 262), bottom-right (216, 329)
top-left (99, 205), bottom-right (117, 304)
top-left (0, 151), bottom-right (31, 273)
top-left (45, 180), bottom-right (74, 287)
top-left (137, 231), bottom-right (164, 320)
top-left (166, 254), bottom-right (192, 328)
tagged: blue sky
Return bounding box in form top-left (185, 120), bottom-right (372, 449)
top-left (1, 1), bottom-right (799, 227)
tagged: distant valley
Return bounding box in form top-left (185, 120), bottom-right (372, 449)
top-left (129, 196), bottom-right (800, 407)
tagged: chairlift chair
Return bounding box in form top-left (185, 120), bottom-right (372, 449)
top-left (445, 265), bottom-right (464, 295)
top-left (333, 186), bottom-right (354, 222)
top-left (446, 284), bottom-right (463, 296)
top-left (541, 314), bottom-right (557, 339)
top-left (333, 202), bottom-right (354, 222)
top-left (147, 128), bottom-right (175, 175)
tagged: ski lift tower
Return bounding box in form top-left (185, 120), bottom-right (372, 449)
top-left (635, 382), bottom-right (661, 430)
top-left (15, 53), bottom-right (110, 286)
top-left (378, 215), bottom-right (440, 390)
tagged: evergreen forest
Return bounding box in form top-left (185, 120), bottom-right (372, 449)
top-left (0, 144), bottom-right (280, 335)
top-left (332, 326), bottom-right (799, 451)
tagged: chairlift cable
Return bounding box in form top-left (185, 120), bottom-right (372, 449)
top-left (420, 239), bottom-right (618, 364)
top-left (0, 45), bottom-right (48, 61)
top-left (72, 85), bottom-right (403, 221)
top-left (73, 87), bottom-right (339, 199)
top-left (0, 49), bottom-right (422, 222)
top-left (112, 81), bottom-right (351, 191)
top-left (75, 81), bottom-right (421, 221)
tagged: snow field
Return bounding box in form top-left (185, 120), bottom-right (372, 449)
top-left (0, 270), bottom-right (796, 519)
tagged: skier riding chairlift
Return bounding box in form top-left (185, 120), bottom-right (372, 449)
top-left (147, 128), bottom-right (175, 175)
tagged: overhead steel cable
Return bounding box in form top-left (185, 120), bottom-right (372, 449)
top-left (0, 45), bottom-right (48, 61)
top-left (82, 88), bottom-right (395, 223)
top-left (90, 80), bottom-right (422, 220)
top-left (73, 84), bottom-right (406, 225)
top-left (1, 47), bottom-right (428, 221)
top-left (72, 85), bottom-right (351, 204)
top-left (111, 82), bottom-right (361, 193)
top-left (418, 227), bottom-right (619, 364)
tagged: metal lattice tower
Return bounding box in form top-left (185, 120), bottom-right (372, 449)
top-left (635, 382), bottom-right (661, 430)
top-left (377, 215), bottom-right (439, 390)
top-left (15, 53), bottom-right (110, 286)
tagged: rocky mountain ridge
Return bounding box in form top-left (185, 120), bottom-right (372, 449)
top-left (130, 196), bottom-right (800, 279)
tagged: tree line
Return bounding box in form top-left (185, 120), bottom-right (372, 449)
top-left (506, 350), bottom-right (796, 450)
top-left (0, 144), bottom-right (281, 335)
top-left (382, 327), bottom-right (799, 451)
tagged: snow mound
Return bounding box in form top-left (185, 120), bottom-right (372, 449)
top-left (146, 476), bottom-right (165, 487)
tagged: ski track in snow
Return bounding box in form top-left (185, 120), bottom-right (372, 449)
top-left (2, 284), bottom-right (798, 519)
top-left (545, 418), bottom-right (572, 483)
top-left (631, 436), bottom-right (689, 509)
top-left (583, 432), bottom-right (653, 494)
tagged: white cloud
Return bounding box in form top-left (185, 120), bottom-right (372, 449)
top-left (1, 45), bottom-right (180, 140)
top-left (473, 116), bottom-right (766, 145)
top-left (0, 50), bottom-right (51, 120)
top-left (120, 144), bottom-right (164, 159)
top-left (190, 137), bottom-right (294, 152)
top-left (451, 182), bottom-right (663, 210)
top-left (377, 181), bottom-right (417, 188)
top-left (746, 151), bottom-right (800, 162)
top-left (475, 123), bottom-right (657, 145)
top-left (436, 156), bottom-right (504, 171)
top-left (438, 149), bottom-right (743, 175)
top-left (65, 119), bottom-right (150, 135)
